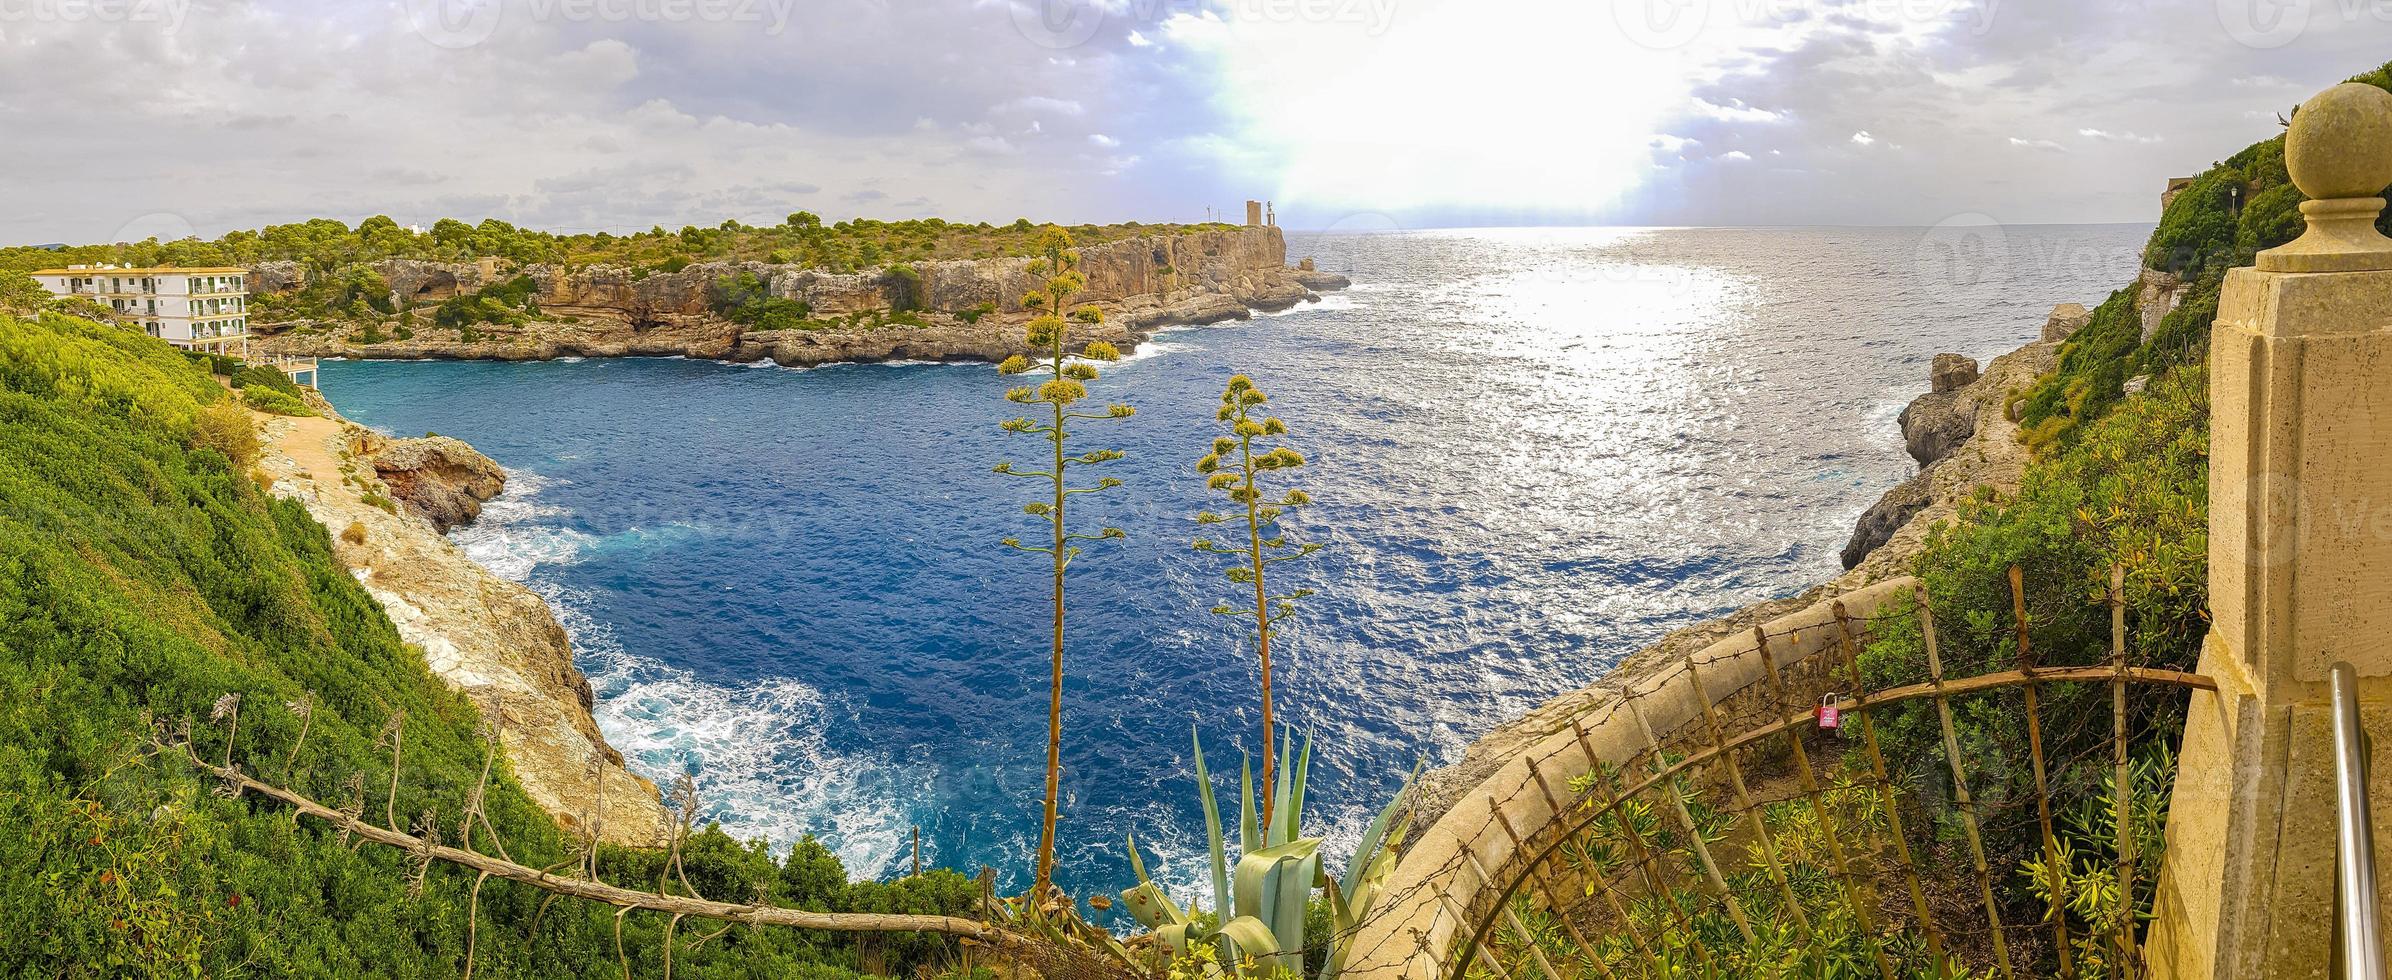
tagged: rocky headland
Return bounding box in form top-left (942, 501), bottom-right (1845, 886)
top-left (1407, 302), bottom-right (2081, 825)
top-left (254, 226), bottom-right (1347, 367)
top-left (253, 398), bottom-right (669, 844)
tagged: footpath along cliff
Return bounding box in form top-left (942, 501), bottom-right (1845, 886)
top-left (255, 225), bottom-right (1348, 366)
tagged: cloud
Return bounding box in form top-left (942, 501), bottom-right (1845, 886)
top-left (2078, 128), bottom-right (2163, 144)
top-left (3, 0), bottom-right (2389, 239)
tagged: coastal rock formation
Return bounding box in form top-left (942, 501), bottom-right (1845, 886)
top-left (253, 227), bottom-right (1341, 367)
top-left (2137, 268), bottom-right (2190, 341)
top-left (253, 412), bottom-right (668, 845)
top-left (1412, 328), bottom-right (2060, 827)
top-left (1897, 353), bottom-right (1981, 468)
top-left (2044, 302), bottom-right (2092, 342)
top-left (367, 434), bottom-right (507, 532)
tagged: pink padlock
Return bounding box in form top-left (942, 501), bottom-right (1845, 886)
top-left (1817, 694), bottom-right (1841, 730)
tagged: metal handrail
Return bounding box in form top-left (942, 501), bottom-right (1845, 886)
top-left (2334, 661), bottom-right (2385, 980)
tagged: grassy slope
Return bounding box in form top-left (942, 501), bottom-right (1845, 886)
top-left (0, 312), bottom-right (977, 977)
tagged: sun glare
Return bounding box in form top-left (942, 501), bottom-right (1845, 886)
top-left (1174, 1), bottom-right (1704, 221)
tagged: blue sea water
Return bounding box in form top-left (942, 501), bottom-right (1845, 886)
top-left (317, 225), bottom-right (2149, 906)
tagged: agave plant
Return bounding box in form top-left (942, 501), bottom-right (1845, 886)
top-left (1122, 729), bottom-right (1416, 980)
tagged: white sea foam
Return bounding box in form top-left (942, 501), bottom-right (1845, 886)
top-left (448, 465), bottom-right (917, 874)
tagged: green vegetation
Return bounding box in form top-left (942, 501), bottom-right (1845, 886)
top-left (0, 214), bottom-right (1232, 282)
top-left (1511, 762), bottom-right (1962, 978)
top-left (1192, 375), bottom-right (1323, 822)
top-left (432, 275), bottom-right (543, 331)
top-left (0, 310), bottom-right (985, 977)
top-left (992, 228), bottom-right (1136, 896)
top-left (710, 270), bottom-right (817, 331)
top-left (1120, 732), bottom-right (1413, 980)
top-left (1825, 60), bottom-right (2392, 975)
top-left (2018, 65), bottom-right (2392, 448)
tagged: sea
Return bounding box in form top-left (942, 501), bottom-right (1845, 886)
top-left (316, 224), bottom-right (2150, 909)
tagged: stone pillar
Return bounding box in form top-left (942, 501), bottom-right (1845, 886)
top-left (1245, 200), bottom-right (1263, 226)
top-left (2151, 82), bottom-right (2392, 980)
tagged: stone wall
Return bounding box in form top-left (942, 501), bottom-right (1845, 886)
top-left (1345, 578), bottom-right (1918, 980)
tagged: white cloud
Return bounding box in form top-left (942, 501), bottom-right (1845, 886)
top-left (2008, 137), bottom-right (2066, 151)
top-left (1850, 131), bottom-right (1876, 146)
top-left (2078, 128), bottom-right (2162, 144)
top-left (1127, 30), bottom-right (1154, 47)
top-left (1692, 98), bottom-right (1784, 123)
top-left (1719, 150), bottom-right (1753, 162)
top-left (1089, 133), bottom-right (1121, 148)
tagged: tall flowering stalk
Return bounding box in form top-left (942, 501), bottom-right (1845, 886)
top-left (1192, 375), bottom-right (1321, 827)
top-left (994, 227), bottom-right (1135, 897)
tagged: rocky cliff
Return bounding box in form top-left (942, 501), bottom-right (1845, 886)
top-left (255, 227), bottom-right (1348, 366)
top-left (365, 434), bottom-right (507, 532)
top-left (253, 405), bottom-right (669, 844)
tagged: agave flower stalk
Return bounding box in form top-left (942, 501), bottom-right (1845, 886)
top-left (994, 227), bottom-right (1135, 897)
top-left (1193, 375), bottom-right (1321, 827)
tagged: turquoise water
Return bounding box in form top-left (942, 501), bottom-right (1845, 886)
top-left (317, 225), bottom-right (2148, 904)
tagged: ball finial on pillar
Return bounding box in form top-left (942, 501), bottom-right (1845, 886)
top-left (2262, 82), bottom-right (2392, 272)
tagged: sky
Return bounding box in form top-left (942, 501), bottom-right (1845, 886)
top-left (0, 0), bottom-right (2385, 243)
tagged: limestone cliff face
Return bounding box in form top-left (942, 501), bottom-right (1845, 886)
top-left (254, 411), bottom-right (669, 845)
top-left (253, 227), bottom-right (1340, 366)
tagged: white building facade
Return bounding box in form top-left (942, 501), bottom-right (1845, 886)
top-left (28, 265), bottom-right (251, 355)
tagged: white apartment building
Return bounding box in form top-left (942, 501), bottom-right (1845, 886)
top-left (27, 264), bottom-right (252, 355)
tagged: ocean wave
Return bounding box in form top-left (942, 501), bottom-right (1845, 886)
top-left (446, 463), bottom-right (917, 874)
top-left (572, 610), bottom-right (919, 876)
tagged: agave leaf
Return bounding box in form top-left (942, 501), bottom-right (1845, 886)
top-left (1341, 757), bottom-right (1423, 904)
top-left (1231, 837), bottom-right (1321, 924)
top-left (1268, 729), bottom-right (1296, 847)
top-left (1193, 728), bottom-right (1231, 919)
top-left (1157, 922), bottom-right (1193, 960)
top-left (1217, 915), bottom-right (1284, 967)
top-left (1280, 730), bottom-right (1313, 844)
top-left (1320, 878), bottom-right (1361, 980)
top-left (1122, 835), bottom-right (1189, 927)
top-left (1239, 752), bottom-right (1260, 860)
top-left (1265, 852), bottom-right (1316, 975)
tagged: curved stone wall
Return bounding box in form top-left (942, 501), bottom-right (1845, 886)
top-left (1343, 575), bottom-right (1919, 980)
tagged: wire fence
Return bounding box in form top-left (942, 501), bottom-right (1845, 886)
top-left (1325, 566), bottom-right (2212, 980)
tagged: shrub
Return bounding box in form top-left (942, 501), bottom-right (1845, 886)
top-left (190, 399), bottom-right (262, 471)
top-left (340, 521), bottom-right (367, 545)
top-left (241, 385), bottom-right (314, 417)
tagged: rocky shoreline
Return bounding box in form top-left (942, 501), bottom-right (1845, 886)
top-left (1407, 303), bottom-right (2083, 825)
top-left (254, 396), bottom-right (670, 844)
top-left (254, 226), bottom-right (1349, 368)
